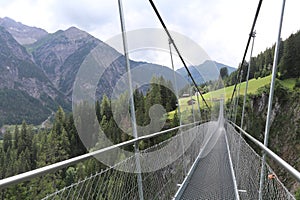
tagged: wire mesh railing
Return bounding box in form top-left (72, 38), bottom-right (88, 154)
top-left (226, 122), bottom-right (296, 200)
top-left (39, 123), bottom-right (211, 200)
top-left (1, 119), bottom-right (298, 200)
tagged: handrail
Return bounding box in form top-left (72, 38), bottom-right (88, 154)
top-left (0, 121), bottom-right (202, 190)
top-left (228, 121), bottom-right (300, 183)
top-left (224, 129), bottom-right (240, 200)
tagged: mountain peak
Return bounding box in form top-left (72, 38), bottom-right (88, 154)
top-left (176, 60), bottom-right (236, 84)
top-left (0, 26), bottom-right (32, 61)
top-left (1, 17), bottom-right (17, 24)
top-left (65, 26), bottom-right (81, 32)
top-left (0, 16), bottom-right (48, 45)
top-left (64, 26), bottom-right (90, 40)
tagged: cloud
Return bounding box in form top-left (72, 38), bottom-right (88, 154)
top-left (0, 0), bottom-right (299, 68)
top-left (49, 0), bottom-right (118, 30)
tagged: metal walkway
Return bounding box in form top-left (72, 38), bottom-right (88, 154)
top-left (179, 130), bottom-right (235, 199)
top-left (175, 103), bottom-right (238, 200)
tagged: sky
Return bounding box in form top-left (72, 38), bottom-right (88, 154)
top-left (0, 0), bottom-right (299, 69)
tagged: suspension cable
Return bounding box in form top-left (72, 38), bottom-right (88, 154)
top-left (229, 0), bottom-right (263, 106)
top-left (148, 0), bottom-right (210, 111)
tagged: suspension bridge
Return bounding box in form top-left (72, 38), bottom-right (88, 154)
top-left (1, 0), bottom-right (300, 199)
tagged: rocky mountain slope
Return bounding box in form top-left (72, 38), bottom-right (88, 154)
top-left (0, 26), bottom-right (68, 125)
top-left (27, 27), bottom-right (103, 98)
top-left (0, 17), bottom-right (232, 126)
top-left (176, 60), bottom-right (236, 84)
top-left (0, 17), bottom-right (48, 45)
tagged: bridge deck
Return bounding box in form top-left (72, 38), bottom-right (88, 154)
top-left (179, 130), bottom-right (236, 199)
top-left (176, 102), bottom-right (237, 200)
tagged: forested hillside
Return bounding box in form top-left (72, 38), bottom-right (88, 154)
top-left (0, 76), bottom-right (181, 199)
top-left (225, 30), bottom-right (300, 86)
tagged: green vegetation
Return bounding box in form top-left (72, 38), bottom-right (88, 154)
top-left (0, 76), bottom-right (181, 199)
top-left (204, 75), bottom-right (271, 101)
top-left (279, 78), bottom-right (297, 89)
top-left (0, 89), bottom-right (52, 126)
top-left (170, 75), bottom-right (272, 119)
top-left (172, 74), bottom-right (297, 122)
top-left (1, 26), bottom-right (300, 198)
top-left (296, 187), bottom-right (300, 200)
top-left (0, 108), bottom-right (88, 199)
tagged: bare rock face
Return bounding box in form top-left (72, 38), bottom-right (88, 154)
top-left (0, 26), bottom-right (68, 125)
top-left (0, 17), bottom-right (176, 125)
top-left (28, 26), bottom-right (122, 99)
top-left (0, 17), bottom-right (48, 45)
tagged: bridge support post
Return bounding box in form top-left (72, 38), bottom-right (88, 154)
top-left (118, 1), bottom-right (144, 199)
top-left (236, 32), bottom-right (256, 190)
top-left (169, 39), bottom-right (182, 128)
top-left (190, 87), bottom-right (196, 124)
top-left (169, 40), bottom-right (187, 177)
top-left (258, 0), bottom-right (286, 199)
top-left (233, 70), bottom-right (243, 124)
top-left (195, 90), bottom-right (202, 122)
top-left (240, 32), bottom-right (256, 130)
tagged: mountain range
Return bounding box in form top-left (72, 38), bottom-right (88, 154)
top-left (0, 17), bottom-right (234, 126)
top-left (176, 60), bottom-right (236, 85)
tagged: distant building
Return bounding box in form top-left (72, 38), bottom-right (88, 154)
top-left (182, 93), bottom-right (190, 97)
top-left (187, 99), bottom-right (196, 105)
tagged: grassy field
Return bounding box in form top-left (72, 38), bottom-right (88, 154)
top-left (168, 75), bottom-right (297, 120)
top-left (179, 75), bottom-right (272, 108)
top-left (280, 78), bottom-right (296, 89)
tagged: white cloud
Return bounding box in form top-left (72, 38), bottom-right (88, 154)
top-left (0, 0), bottom-right (299, 69)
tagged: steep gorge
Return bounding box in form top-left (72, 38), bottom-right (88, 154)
top-left (237, 82), bottom-right (300, 192)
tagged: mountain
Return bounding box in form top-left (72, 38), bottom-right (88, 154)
top-left (27, 26), bottom-right (186, 101)
top-left (27, 27), bottom-right (106, 99)
top-left (0, 18), bottom-right (187, 125)
top-left (176, 60), bottom-right (236, 84)
top-left (0, 26), bottom-right (68, 126)
top-left (0, 17), bottom-right (48, 45)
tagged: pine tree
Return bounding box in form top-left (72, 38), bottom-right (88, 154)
top-left (95, 100), bottom-right (101, 122)
top-left (18, 121), bottom-right (28, 155)
top-left (3, 131), bottom-right (12, 152)
top-left (65, 114), bottom-right (86, 157)
top-left (134, 89), bottom-right (145, 126)
top-left (14, 125), bottom-right (19, 149)
top-left (53, 106), bottom-right (65, 135)
top-left (279, 32), bottom-right (300, 79)
top-left (101, 95), bottom-right (112, 121)
top-left (47, 108), bottom-right (71, 163)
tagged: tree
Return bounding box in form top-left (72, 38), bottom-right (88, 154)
top-left (95, 100), bottom-right (101, 123)
top-left (295, 187), bottom-right (300, 200)
top-left (3, 131), bottom-right (12, 152)
top-left (220, 67), bottom-right (228, 79)
top-left (47, 108), bottom-right (71, 163)
top-left (101, 95), bottom-right (112, 121)
top-left (53, 106), bottom-right (65, 135)
top-left (65, 114), bottom-right (87, 157)
top-left (134, 88), bottom-right (145, 126)
top-left (14, 125), bottom-right (19, 149)
top-left (172, 110), bottom-right (180, 127)
top-left (18, 121), bottom-right (32, 155)
top-left (279, 31), bottom-right (300, 79)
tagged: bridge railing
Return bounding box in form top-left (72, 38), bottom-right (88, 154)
top-left (0, 121), bottom-right (211, 199)
top-left (227, 121), bottom-right (298, 200)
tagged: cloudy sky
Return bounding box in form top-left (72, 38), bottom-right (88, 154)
top-left (0, 0), bottom-right (299, 69)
